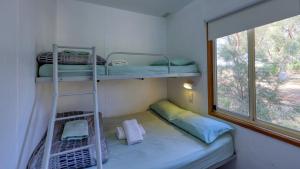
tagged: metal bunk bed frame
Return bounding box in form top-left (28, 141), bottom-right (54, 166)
top-left (41, 44), bottom-right (103, 169)
top-left (37, 44), bottom-right (236, 169)
top-left (36, 50), bottom-right (200, 83)
top-left (105, 52), bottom-right (171, 74)
top-left (40, 44), bottom-right (200, 169)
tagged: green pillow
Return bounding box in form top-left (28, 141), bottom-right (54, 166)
top-left (172, 111), bottom-right (234, 144)
top-left (150, 100), bottom-right (185, 121)
top-left (150, 57), bottom-right (195, 66)
top-left (150, 100), bottom-right (234, 144)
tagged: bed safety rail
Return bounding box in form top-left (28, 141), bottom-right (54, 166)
top-left (105, 52), bottom-right (171, 75)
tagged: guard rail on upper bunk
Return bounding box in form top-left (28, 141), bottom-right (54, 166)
top-left (36, 49), bottom-right (201, 83)
top-left (105, 52), bottom-right (171, 74)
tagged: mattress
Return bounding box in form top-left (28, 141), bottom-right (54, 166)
top-left (89, 111), bottom-right (234, 169)
top-left (38, 64), bottom-right (199, 77)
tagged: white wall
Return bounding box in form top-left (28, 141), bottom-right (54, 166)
top-left (56, 79), bottom-right (167, 117)
top-left (53, 0), bottom-right (168, 117)
top-left (167, 0), bottom-right (207, 114)
top-left (17, 0), bottom-right (57, 168)
top-left (0, 0), bottom-right (57, 168)
top-left (0, 0), bottom-right (19, 168)
top-left (166, 0), bottom-right (300, 169)
top-left (57, 0), bottom-right (167, 64)
top-left (226, 123), bottom-right (300, 169)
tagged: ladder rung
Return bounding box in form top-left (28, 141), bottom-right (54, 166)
top-left (60, 91), bottom-right (94, 97)
top-left (50, 144), bottom-right (95, 157)
top-left (56, 112), bottom-right (94, 121)
top-left (58, 70), bottom-right (93, 73)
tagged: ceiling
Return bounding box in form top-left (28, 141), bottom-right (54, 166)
top-left (78, 0), bottom-right (194, 17)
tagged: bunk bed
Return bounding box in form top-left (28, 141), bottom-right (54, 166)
top-left (36, 50), bottom-right (201, 82)
top-left (32, 45), bottom-right (235, 169)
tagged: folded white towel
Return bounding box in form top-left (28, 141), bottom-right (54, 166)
top-left (111, 59), bottom-right (128, 66)
top-left (139, 124), bottom-right (146, 135)
top-left (116, 124), bottom-right (145, 140)
top-left (116, 127), bottom-right (126, 140)
top-left (122, 119), bottom-right (143, 145)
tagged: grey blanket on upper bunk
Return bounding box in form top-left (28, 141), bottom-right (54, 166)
top-left (37, 51), bottom-right (107, 65)
top-left (27, 111), bottom-right (109, 169)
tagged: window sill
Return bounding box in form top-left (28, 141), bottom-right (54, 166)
top-left (210, 111), bottom-right (300, 147)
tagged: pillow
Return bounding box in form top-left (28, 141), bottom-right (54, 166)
top-left (150, 100), bottom-right (185, 121)
top-left (61, 120), bottom-right (89, 141)
top-left (150, 57), bottom-right (195, 66)
top-left (150, 100), bottom-right (233, 144)
top-left (172, 111), bottom-right (233, 144)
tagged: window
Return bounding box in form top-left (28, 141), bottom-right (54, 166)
top-left (209, 15), bottom-right (300, 145)
top-left (255, 16), bottom-right (300, 131)
top-left (216, 31), bottom-right (249, 116)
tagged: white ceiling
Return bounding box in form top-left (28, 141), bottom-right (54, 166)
top-left (78, 0), bottom-right (194, 17)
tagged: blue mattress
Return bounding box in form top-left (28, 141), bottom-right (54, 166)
top-left (38, 64), bottom-right (199, 77)
top-left (88, 111), bottom-right (234, 169)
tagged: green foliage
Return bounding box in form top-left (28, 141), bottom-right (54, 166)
top-left (287, 60), bottom-right (300, 71)
top-left (216, 31), bottom-right (249, 115)
top-left (217, 15), bottom-right (300, 129)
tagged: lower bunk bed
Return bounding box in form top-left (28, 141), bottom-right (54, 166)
top-left (28, 111), bottom-right (235, 169)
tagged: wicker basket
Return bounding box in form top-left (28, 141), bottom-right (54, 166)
top-left (27, 111), bottom-right (108, 169)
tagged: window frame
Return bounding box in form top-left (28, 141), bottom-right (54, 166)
top-left (207, 23), bottom-right (300, 147)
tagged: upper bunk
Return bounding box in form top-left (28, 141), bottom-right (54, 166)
top-left (36, 46), bottom-right (201, 83)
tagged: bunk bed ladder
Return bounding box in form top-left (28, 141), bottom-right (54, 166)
top-left (41, 44), bottom-right (103, 169)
